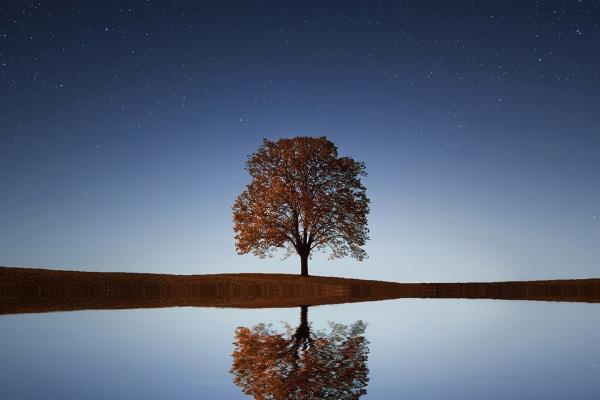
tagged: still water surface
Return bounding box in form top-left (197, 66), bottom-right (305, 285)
top-left (1, 299), bottom-right (599, 399)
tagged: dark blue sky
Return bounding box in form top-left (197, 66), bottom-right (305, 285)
top-left (1, 1), bottom-right (599, 281)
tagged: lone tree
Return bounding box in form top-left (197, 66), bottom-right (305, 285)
top-left (232, 136), bottom-right (370, 276)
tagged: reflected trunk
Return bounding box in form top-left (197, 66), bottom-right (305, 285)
top-left (291, 305), bottom-right (311, 361)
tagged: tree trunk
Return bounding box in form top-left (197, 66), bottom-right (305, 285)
top-left (300, 253), bottom-right (309, 276)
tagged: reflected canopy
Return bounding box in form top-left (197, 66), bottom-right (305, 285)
top-left (231, 306), bottom-right (370, 399)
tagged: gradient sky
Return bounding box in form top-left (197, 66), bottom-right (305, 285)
top-left (1, 1), bottom-right (599, 281)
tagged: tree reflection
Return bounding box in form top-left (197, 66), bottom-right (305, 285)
top-left (231, 306), bottom-right (369, 399)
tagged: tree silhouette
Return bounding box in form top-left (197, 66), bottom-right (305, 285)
top-left (230, 306), bottom-right (370, 399)
top-left (233, 137), bottom-right (370, 276)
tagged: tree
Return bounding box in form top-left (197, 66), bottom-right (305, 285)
top-left (230, 306), bottom-right (370, 399)
top-left (232, 137), bottom-right (370, 276)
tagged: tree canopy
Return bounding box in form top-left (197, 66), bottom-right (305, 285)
top-left (232, 136), bottom-right (370, 275)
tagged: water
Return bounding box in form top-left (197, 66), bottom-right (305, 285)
top-left (1, 299), bottom-right (599, 399)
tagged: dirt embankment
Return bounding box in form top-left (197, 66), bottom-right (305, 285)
top-left (1, 266), bottom-right (600, 315)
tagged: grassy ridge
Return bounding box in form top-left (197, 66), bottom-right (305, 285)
top-left (2, 266), bottom-right (600, 315)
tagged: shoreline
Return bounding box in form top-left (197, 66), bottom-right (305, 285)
top-left (2, 266), bottom-right (600, 314)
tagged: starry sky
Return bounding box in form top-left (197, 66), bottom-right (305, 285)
top-left (1, 1), bottom-right (599, 282)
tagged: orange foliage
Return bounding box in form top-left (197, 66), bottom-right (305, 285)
top-left (233, 137), bottom-right (370, 275)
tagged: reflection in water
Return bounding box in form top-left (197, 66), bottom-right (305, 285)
top-left (231, 306), bottom-right (370, 399)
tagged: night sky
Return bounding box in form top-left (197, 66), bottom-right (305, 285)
top-left (1, 1), bottom-right (599, 282)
